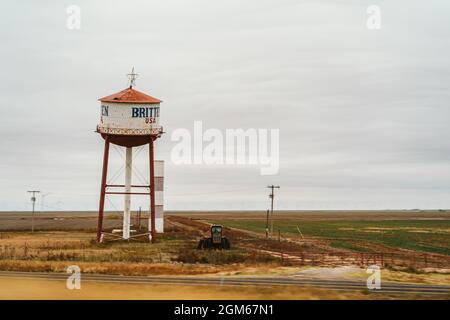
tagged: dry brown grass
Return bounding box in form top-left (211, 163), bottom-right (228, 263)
top-left (0, 259), bottom-right (294, 276)
top-left (1, 216), bottom-right (448, 284)
top-left (0, 231), bottom-right (286, 275)
top-left (0, 228), bottom-right (287, 276)
top-left (380, 268), bottom-right (450, 285)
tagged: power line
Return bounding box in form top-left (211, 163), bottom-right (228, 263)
top-left (169, 186), bottom-right (256, 197)
top-left (41, 192), bottom-right (51, 211)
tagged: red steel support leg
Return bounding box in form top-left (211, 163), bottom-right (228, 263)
top-left (97, 136), bottom-right (110, 243)
top-left (149, 137), bottom-right (156, 243)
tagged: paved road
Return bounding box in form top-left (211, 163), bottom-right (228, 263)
top-left (0, 271), bottom-right (449, 296)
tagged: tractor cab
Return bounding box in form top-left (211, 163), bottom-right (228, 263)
top-left (211, 225), bottom-right (223, 244)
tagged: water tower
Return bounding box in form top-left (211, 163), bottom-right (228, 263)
top-left (96, 69), bottom-right (164, 243)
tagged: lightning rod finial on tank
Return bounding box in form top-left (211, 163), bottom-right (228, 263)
top-left (127, 67), bottom-right (139, 88)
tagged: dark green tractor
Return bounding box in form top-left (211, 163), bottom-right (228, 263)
top-left (197, 225), bottom-right (231, 250)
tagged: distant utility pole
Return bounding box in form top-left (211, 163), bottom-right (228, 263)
top-left (27, 190), bottom-right (40, 233)
top-left (267, 185), bottom-right (280, 237)
top-left (265, 209), bottom-right (270, 239)
top-left (137, 206), bottom-right (142, 231)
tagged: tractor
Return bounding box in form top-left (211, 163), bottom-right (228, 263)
top-left (197, 225), bottom-right (231, 250)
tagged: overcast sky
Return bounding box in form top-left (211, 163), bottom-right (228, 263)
top-left (1, 0), bottom-right (450, 211)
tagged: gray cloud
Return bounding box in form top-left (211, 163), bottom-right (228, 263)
top-left (1, 0), bottom-right (450, 211)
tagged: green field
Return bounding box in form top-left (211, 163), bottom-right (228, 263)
top-left (212, 219), bottom-right (450, 255)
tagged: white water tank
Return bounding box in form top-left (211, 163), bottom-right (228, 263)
top-left (97, 86), bottom-right (162, 137)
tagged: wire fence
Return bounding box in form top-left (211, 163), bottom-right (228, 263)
top-left (273, 250), bottom-right (450, 269)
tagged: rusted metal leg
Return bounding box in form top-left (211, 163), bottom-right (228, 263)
top-left (149, 137), bottom-right (156, 243)
top-left (97, 137), bottom-right (110, 243)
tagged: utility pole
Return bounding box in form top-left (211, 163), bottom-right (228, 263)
top-left (267, 185), bottom-right (280, 237)
top-left (137, 206), bottom-right (142, 231)
top-left (265, 209), bottom-right (270, 239)
top-left (27, 190), bottom-right (40, 233)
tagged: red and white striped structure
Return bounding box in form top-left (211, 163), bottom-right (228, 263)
top-left (95, 73), bottom-right (164, 243)
top-left (154, 160), bottom-right (164, 232)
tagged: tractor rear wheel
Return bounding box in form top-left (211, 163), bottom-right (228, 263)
top-left (221, 237), bottom-right (231, 249)
top-left (205, 238), bottom-right (213, 249)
